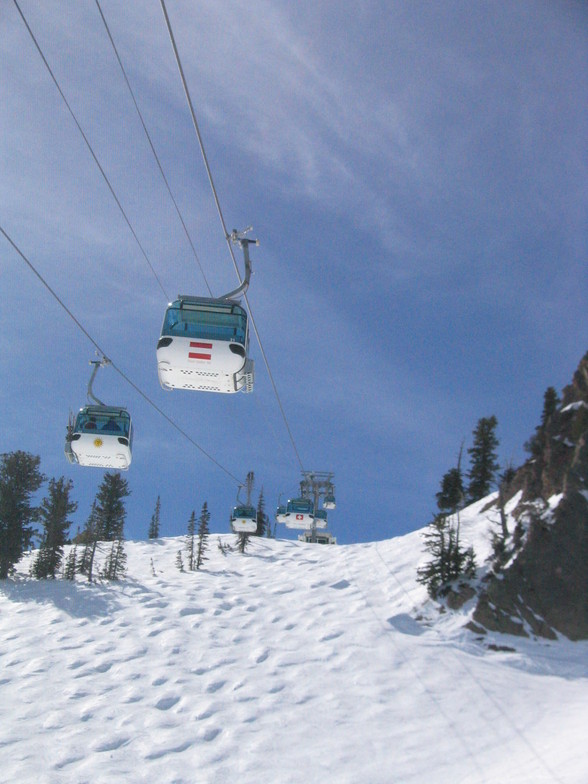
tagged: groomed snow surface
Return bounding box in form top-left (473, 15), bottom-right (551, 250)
top-left (1, 498), bottom-right (587, 784)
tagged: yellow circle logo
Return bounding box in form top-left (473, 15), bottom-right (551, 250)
top-left (94, 438), bottom-right (103, 448)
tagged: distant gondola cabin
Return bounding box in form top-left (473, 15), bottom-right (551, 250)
top-left (323, 493), bottom-right (336, 510)
top-left (313, 509), bottom-right (328, 529)
top-left (230, 504), bottom-right (257, 534)
top-left (66, 405), bottom-right (132, 470)
top-left (281, 498), bottom-right (315, 530)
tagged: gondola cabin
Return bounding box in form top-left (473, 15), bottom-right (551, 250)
top-left (314, 509), bottom-right (328, 529)
top-left (157, 296), bottom-right (254, 393)
top-left (323, 493), bottom-right (336, 510)
top-left (298, 531), bottom-right (337, 545)
top-left (65, 405), bottom-right (132, 470)
top-left (275, 504), bottom-right (288, 524)
top-left (231, 504), bottom-right (257, 534)
top-left (282, 497), bottom-right (315, 530)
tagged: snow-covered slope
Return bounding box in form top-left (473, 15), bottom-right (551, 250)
top-left (1, 505), bottom-right (587, 784)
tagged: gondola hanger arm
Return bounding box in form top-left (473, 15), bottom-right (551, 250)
top-left (221, 228), bottom-right (258, 300)
top-left (87, 356), bottom-right (110, 406)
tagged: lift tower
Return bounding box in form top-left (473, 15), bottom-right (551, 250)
top-left (299, 471), bottom-right (337, 544)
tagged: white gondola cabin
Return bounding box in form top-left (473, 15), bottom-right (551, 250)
top-left (65, 405), bottom-right (132, 470)
top-left (298, 531), bottom-right (337, 545)
top-left (313, 509), bottom-right (328, 529)
top-left (231, 504), bottom-right (257, 534)
top-left (323, 493), bottom-right (336, 510)
top-left (157, 296), bottom-right (253, 393)
top-left (157, 230), bottom-right (257, 394)
top-left (281, 498), bottom-right (315, 530)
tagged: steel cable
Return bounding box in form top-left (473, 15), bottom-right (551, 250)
top-left (13, 0), bottom-right (170, 302)
top-left (94, 0), bottom-right (213, 297)
top-left (1, 224), bottom-right (242, 486)
top-left (159, 0), bottom-right (305, 473)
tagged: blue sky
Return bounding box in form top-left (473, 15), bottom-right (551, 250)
top-left (2, 0), bottom-right (586, 545)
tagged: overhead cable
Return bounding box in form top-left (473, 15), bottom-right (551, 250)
top-left (159, 0), bottom-right (305, 473)
top-left (94, 0), bottom-right (213, 297)
top-left (13, 0), bottom-right (169, 301)
top-left (158, 0), bottom-right (232, 270)
top-left (0, 224), bottom-right (242, 486)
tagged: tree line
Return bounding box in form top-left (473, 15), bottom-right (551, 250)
top-left (0, 451), bottom-right (129, 582)
top-left (1, 453), bottom-right (273, 582)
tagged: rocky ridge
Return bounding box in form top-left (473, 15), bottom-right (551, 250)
top-left (471, 351), bottom-right (588, 640)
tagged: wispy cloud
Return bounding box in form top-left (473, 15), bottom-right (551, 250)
top-left (2, 0), bottom-right (585, 544)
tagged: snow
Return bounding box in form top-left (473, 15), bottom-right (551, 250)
top-left (561, 402), bottom-right (588, 413)
top-left (1, 504), bottom-right (587, 784)
top-left (548, 494), bottom-right (564, 510)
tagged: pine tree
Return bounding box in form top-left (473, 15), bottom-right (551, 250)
top-left (148, 495), bottom-right (161, 539)
top-left (218, 539), bottom-right (232, 555)
top-left (416, 513), bottom-right (476, 598)
top-left (525, 386), bottom-right (561, 456)
top-left (467, 416), bottom-right (500, 502)
top-left (491, 463), bottom-right (518, 568)
top-left (77, 502), bottom-right (98, 578)
top-left (419, 444), bottom-right (477, 597)
top-left (175, 549), bottom-right (185, 572)
top-left (436, 443), bottom-right (465, 514)
top-left (185, 510), bottom-right (196, 571)
top-left (101, 539), bottom-right (127, 580)
top-left (0, 451), bottom-right (44, 579)
top-left (256, 489), bottom-right (269, 537)
top-left (30, 547), bottom-right (51, 579)
top-left (79, 472), bottom-right (129, 583)
top-left (417, 514), bottom-right (451, 596)
top-left (64, 547), bottom-right (77, 580)
top-left (195, 502), bottom-right (210, 570)
top-left (540, 386), bottom-right (560, 426)
top-left (95, 472), bottom-right (130, 541)
top-left (436, 468), bottom-right (465, 514)
top-left (236, 532), bottom-right (249, 553)
top-left (32, 477), bottom-right (77, 579)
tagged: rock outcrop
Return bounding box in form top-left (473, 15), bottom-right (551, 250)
top-left (471, 351), bottom-right (588, 640)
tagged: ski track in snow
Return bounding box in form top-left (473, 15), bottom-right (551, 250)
top-left (1, 521), bottom-right (587, 784)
